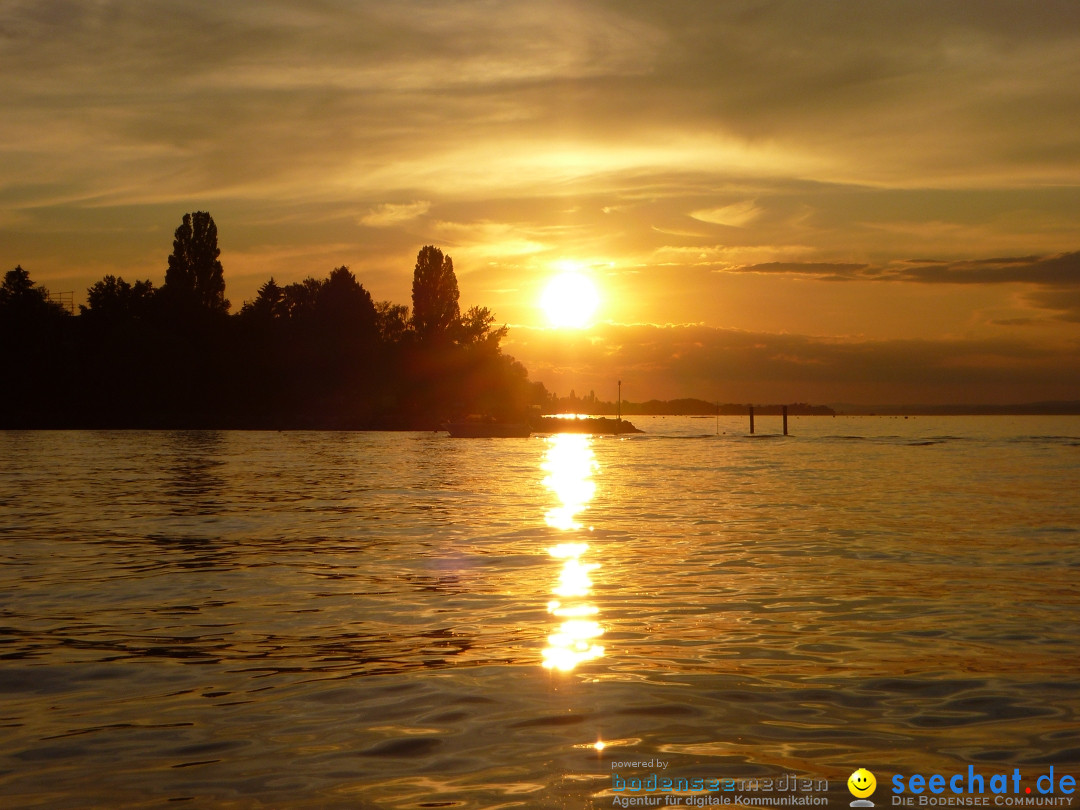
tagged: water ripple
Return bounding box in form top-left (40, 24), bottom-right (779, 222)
top-left (0, 419), bottom-right (1078, 806)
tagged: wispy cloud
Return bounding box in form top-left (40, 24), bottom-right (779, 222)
top-left (727, 261), bottom-right (870, 280)
top-left (690, 200), bottom-right (762, 228)
top-left (360, 201), bottom-right (431, 228)
top-left (1024, 289), bottom-right (1080, 323)
top-left (895, 252), bottom-right (1080, 286)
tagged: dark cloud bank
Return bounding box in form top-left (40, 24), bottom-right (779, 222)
top-left (731, 251), bottom-right (1080, 321)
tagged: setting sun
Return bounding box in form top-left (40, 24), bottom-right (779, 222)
top-left (540, 272), bottom-right (600, 328)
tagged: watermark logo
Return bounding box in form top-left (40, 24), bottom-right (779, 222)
top-left (849, 769), bottom-right (878, 808)
top-left (890, 766), bottom-right (1076, 806)
top-left (608, 763), bottom-right (829, 806)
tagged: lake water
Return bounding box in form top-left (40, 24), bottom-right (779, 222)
top-left (1, 417), bottom-right (1079, 808)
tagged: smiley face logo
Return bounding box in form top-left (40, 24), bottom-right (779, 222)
top-left (848, 768), bottom-right (877, 798)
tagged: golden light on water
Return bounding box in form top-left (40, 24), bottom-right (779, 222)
top-left (542, 435), bottom-right (597, 530)
top-left (547, 601), bottom-right (598, 618)
top-left (552, 554), bottom-right (597, 599)
top-left (543, 542), bottom-right (605, 670)
top-left (541, 435), bottom-right (605, 672)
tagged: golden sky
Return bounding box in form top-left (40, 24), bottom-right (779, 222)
top-left (3, 1), bottom-right (1080, 404)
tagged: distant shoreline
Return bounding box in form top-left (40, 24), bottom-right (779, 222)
top-left (545, 398), bottom-right (1080, 418)
top-left (5, 402), bottom-right (1080, 430)
top-left (829, 401), bottom-right (1080, 416)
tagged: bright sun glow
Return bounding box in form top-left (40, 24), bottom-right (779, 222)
top-left (541, 272), bottom-right (599, 328)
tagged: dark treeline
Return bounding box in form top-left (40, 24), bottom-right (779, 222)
top-left (553, 391), bottom-right (835, 416)
top-left (1, 212), bottom-right (553, 429)
top-left (832, 401), bottom-right (1080, 416)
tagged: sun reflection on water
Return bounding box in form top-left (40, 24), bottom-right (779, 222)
top-left (540, 435), bottom-right (605, 671)
top-left (542, 434), bottom-right (598, 530)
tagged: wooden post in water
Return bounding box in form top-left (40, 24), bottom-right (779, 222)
top-left (783, 405), bottom-right (789, 436)
top-left (749, 405), bottom-right (755, 434)
top-left (617, 380), bottom-right (622, 423)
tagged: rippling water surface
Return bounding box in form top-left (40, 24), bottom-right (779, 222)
top-left (2, 417), bottom-right (1079, 808)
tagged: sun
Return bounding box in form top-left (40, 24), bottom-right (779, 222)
top-left (541, 272), bottom-right (599, 328)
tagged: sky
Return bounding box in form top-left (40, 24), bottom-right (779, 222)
top-left (3, 0), bottom-right (1080, 405)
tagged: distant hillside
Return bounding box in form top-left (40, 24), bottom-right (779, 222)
top-left (551, 395), bottom-right (835, 416)
top-left (831, 401), bottom-right (1080, 416)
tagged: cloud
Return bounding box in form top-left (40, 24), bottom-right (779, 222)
top-left (690, 200), bottom-right (762, 227)
top-left (649, 243), bottom-right (817, 268)
top-left (3, 0), bottom-right (1080, 360)
top-left (727, 261), bottom-right (870, 279)
top-left (891, 252), bottom-right (1080, 321)
top-left (360, 201), bottom-right (431, 228)
top-left (895, 252), bottom-right (1080, 285)
top-left (6, 0), bottom-right (1080, 216)
top-left (431, 219), bottom-right (552, 268)
top-left (1024, 289), bottom-right (1080, 323)
top-left (715, 251), bottom-right (1080, 288)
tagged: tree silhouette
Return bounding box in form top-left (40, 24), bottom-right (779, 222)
top-left (282, 277), bottom-right (323, 321)
top-left (1, 219), bottom-right (554, 428)
top-left (375, 300), bottom-right (410, 344)
top-left (316, 266), bottom-right (377, 335)
top-left (81, 275), bottom-right (155, 320)
top-left (163, 211), bottom-right (229, 313)
top-left (0, 265), bottom-right (36, 305)
top-left (0, 266), bottom-right (73, 428)
top-left (411, 245), bottom-right (459, 341)
top-left (458, 305), bottom-right (507, 348)
top-left (239, 277), bottom-right (287, 321)
top-left (0, 265), bottom-right (69, 320)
